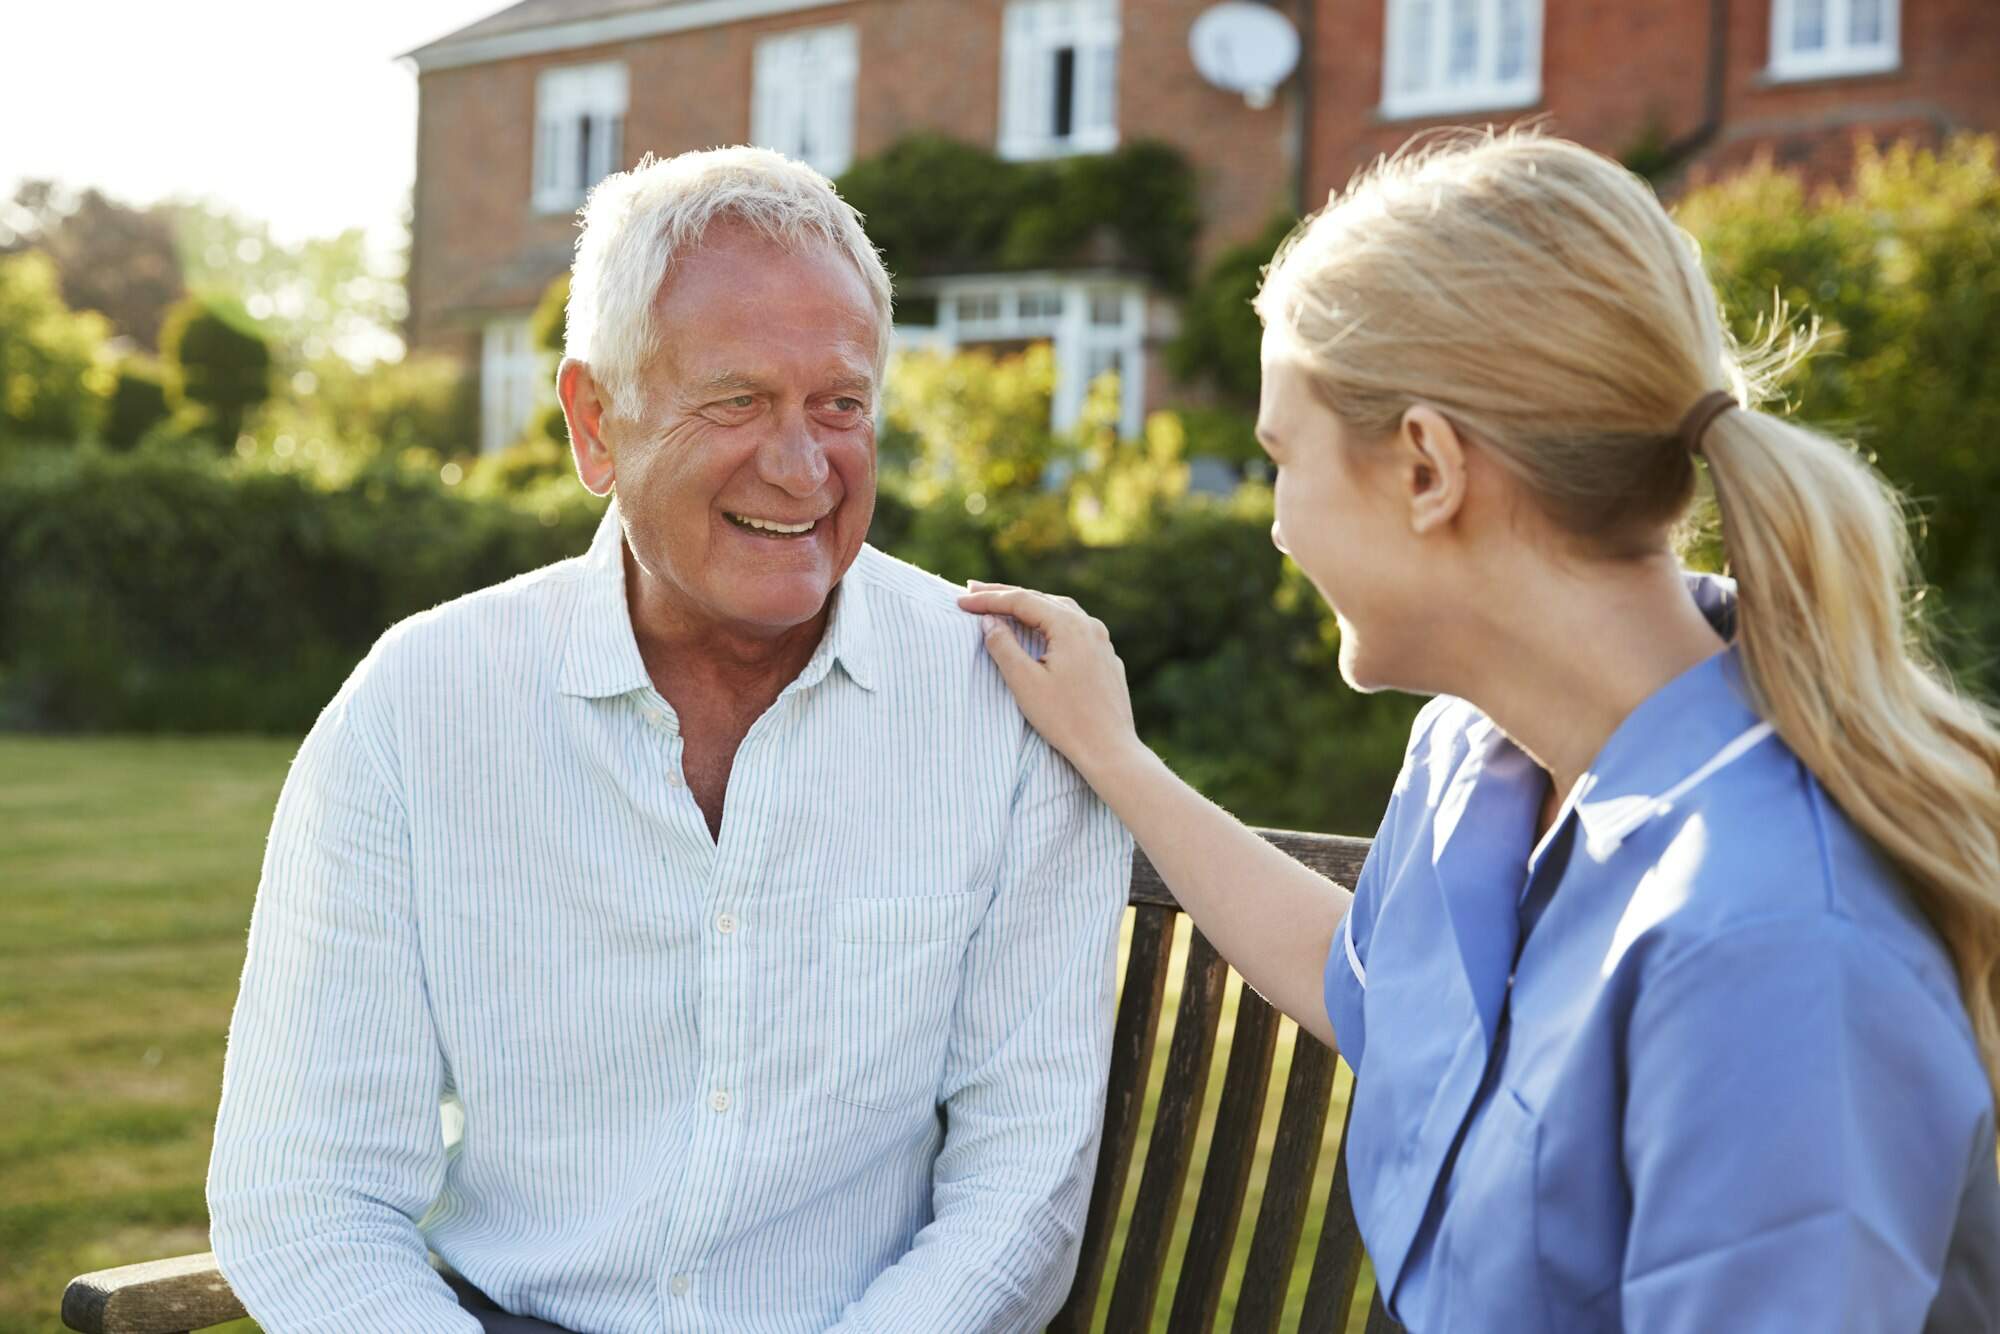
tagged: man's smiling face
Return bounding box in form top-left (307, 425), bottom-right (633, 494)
top-left (603, 219), bottom-right (879, 642)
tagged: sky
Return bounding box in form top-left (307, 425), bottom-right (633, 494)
top-left (2, 0), bottom-right (510, 249)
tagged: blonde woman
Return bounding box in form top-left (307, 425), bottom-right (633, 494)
top-left (959, 132), bottom-right (2000, 1331)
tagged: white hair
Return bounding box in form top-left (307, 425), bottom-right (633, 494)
top-left (565, 145), bottom-right (894, 418)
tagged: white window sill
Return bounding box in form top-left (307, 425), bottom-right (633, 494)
top-left (1376, 84), bottom-right (1541, 123)
top-left (998, 129), bottom-right (1121, 162)
top-left (1759, 53), bottom-right (1900, 85)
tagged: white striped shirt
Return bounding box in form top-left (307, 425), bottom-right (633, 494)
top-left (207, 502), bottom-right (1133, 1333)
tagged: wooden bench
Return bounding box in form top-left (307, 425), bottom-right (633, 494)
top-left (63, 829), bottom-right (1401, 1334)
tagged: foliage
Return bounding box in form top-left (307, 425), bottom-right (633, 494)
top-left (1676, 133), bottom-right (2000, 687)
top-left (837, 135), bottom-right (1201, 292)
top-left (104, 356), bottom-right (171, 451)
top-left (159, 296), bottom-right (272, 448)
top-left (168, 203), bottom-right (407, 367)
top-left (0, 180), bottom-right (186, 350)
top-left (0, 251), bottom-right (110, 446)
top-left (523, 273), bottom-right (573, 451)
top-left (1167, 213), bottom-right (1297, 408)
top-left (0, 446), bottom-right (603, 732)
top-left (293, 354), bottom-right (478, 458)
top-left (883, 344), bottom-right (1068, 503)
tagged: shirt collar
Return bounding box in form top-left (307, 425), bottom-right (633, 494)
top-left (556, 499), bottom-right (877, 699)
top-left (1542, 573), bottom-right (1771, 864)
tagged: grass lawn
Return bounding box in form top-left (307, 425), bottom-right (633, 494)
top-left (1, 736), bottom-right (1374, 1333)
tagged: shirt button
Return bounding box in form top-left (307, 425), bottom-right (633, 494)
top-left (709, 1089), bottom-right (732, 1113)
top-left (669, 1274), bottom-right (692, 1296)
top-left (666, 767), bottom-right (685, 788)
top-left (716, 912), bottom-right (738, 934)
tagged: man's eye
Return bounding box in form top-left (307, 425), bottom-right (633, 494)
top-left (727, 395), bottom-right (756, 409)
top-left (832, 397), bottom-right (864, 413)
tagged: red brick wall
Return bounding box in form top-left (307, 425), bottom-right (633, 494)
top-left (1301, 0), bottom-right (2000, 209)
top-left (407, 0), bottom-right (1300, 354)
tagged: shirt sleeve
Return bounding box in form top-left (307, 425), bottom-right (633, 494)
top-left (206, 643), bottom-right (479, 1333)
top-left (1325, 694), bottom-right (1453, 1068)
top-left (1324, 842), bottom-right (1384, 1070)
top-left (825, 729), bottom-right (1133, 1334)
top-left (1620, 916), bottom-right (1985, 1333)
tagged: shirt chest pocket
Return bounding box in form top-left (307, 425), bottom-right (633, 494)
top-left (820, 893), bottom-right (987, 1114)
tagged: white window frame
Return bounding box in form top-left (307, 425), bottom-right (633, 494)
top-left (899, 273), bottom-right (1147, 438)
top-left (533, 62), bottom-right (628, 213)
top-left (752, 24), bottom-right (860, 177)
top-left (1380, 0), bottom-right (1542, 120)
top-left (480, 318), bottom-right (545, 455)
top-left (1769, 0), bottom-right (1898, 81)
top-left (999, 0), bottom-right (1121, 161)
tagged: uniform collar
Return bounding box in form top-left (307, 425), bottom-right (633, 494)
top-left (556, 499), bottom-right (877, 700)
top-left (1425, 572), bottom-right (1763, 1035)
top-left (1538, 574), bottom-right (1767, 865)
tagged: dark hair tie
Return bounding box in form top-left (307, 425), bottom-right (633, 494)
top-left (1679, 390), bottom-right (1738, 456)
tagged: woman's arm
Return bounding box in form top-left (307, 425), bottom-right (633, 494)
top-left (958, 583), bottom-right (1350, 1047)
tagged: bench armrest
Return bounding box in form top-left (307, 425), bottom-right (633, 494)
top-left (62, 1251), bottom-right (247, 1334)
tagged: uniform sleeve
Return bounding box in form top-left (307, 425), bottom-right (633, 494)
top-left (825, 730), bottom-right (1133, 1333)
top-left (207, 644), bottom-right (479, 1333)
top-left (1621, 917), bottom-right (1986, 1333)
top-left (1324, 843), bottom-right (1384, 1069)
top-left (1325, 695), bottom-right (1453, 1066)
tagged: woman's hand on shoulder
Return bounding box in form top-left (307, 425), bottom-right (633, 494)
top-left (956, 581), bottom-right (1144, 781)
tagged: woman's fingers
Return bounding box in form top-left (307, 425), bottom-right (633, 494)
top-left (977, 614), bottom-right (1039, 691)
top-left (957, 586), bottom-right (1071, 631)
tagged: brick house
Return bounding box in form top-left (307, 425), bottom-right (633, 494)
top-left (403, 0), bottom-right (1999, 455)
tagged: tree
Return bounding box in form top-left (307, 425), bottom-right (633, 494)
top-left (1677, 134), bottom-right (2000, 687)
top-left (166, 203), bottom-right (407, 367)
top-left (1, 180), bottom-right (186, 350)
top-left (0, 250), bottom-right (110, 444)
top-left (160, 296), bottom-right (272, 447)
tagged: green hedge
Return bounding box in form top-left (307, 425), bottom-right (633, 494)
top-left (0, 448), bottom-right (602, 732)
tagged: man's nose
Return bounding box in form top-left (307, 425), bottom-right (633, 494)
top-left (757, 416), bottom-right (830, 497)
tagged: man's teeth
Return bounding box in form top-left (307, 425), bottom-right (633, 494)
top-left (727, 513), bottom-right (816, 534)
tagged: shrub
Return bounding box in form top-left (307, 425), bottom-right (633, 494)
top-left (103, 356), bottom-right (171, 450)
top-left (0, 448), bottom-right (603, 732)
top-left (0, 250), bottom-right (110, 445)
top-left (303, 354), bottom-right (478, 457)
top-left (838, 135), bottom-right (1201, 291)
top-left (1166, 213), bottom-right (1297, 408)
top-left (159, 295), bottom-right (272, 447)
top-left (1677, 133), bottom-right (2000, 688)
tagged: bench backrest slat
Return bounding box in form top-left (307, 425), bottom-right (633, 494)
top-left (1228, 1036), bottom-right (1339, 1334)
top-left (1104, 929), bottom-right (1230, 1330)
top-left (1069, 829), bottom-right (1402, 1334)
top-left (1165, 985), bottom-right (1282, 1333)
top-left (1051, 906), bottom-right (1177, 1332)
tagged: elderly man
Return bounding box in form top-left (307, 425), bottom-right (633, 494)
top-left (206, 147), bottom-right (1131, 1333)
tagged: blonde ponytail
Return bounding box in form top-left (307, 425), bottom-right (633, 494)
top-left (1256, 127), bottom-right (2000, 1099)
top-left (1703, 407), bottom-right (2000, 1093)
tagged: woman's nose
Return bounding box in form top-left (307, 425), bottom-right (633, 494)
top-left (1270, 521), bottom-right (1291, 556)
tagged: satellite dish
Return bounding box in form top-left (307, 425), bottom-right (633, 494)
top-left (1189, 2), bottom-right (1301, 110)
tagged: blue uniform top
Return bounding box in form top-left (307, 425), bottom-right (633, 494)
top-left (1325, 581), bottom-right (2000, 1331)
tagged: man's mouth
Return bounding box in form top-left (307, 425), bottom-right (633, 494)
top-left (725, 511), bottom-right (820, 538)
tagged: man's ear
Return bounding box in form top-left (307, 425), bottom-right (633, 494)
top-left (558, 358), bottom-right (616, 497)
top-left (1398, 405), bottom-right (1469, 536)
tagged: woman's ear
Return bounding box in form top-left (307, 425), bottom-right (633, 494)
top-left (558, 359), bottom-right (617, 497)
top-left (1398, 405), bottom-right (1469, 536)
